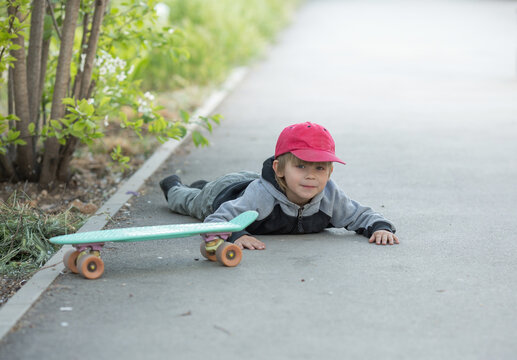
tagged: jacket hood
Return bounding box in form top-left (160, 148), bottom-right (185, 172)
top-left (261, 156), bottom-right (284, 193)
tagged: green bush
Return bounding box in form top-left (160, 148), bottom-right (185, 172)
top-left (132, 0), bottom-right (300, 91)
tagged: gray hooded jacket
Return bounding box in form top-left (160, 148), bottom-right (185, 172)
top-left (204, 157), bottom-right (396, 242)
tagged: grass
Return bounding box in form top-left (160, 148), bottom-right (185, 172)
top-left (132, 0), bottom-right (301, 91)
top-left (0, 193), bottom-right (86, 276)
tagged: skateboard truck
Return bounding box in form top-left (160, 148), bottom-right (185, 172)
top-left (63, 244), bottom-right (105, 280)
top-left (199, 233), bottom-right (242, 267)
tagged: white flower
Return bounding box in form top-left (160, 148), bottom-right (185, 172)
top-left (80, 53), bottom-right (86, 72)
top-left (95, 51), bottom-right (127, 76)
top-left (155, 3), bottom-right (170, 19)
top-left (144, 92), bottom-right (155, 101)
top-left (138, 98), bottom-right (151, 114)
top-left (116, 72), bottom-right (126, 82)
top-left (138, 106), bottom-right (149, 114)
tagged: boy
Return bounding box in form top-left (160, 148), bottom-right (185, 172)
top-left (160, 122), bottom-right (398, 249)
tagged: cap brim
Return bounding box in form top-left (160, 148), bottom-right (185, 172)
top-left (291, 149), bottom-right (346, 165)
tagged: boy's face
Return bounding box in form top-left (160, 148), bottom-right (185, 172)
top-left (273, 158), bottom-right (333, 206)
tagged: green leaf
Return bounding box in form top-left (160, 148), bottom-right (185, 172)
top-left (62, 98), bottom-right (76, 106)
top-left (78, 101), bottom-right (94, 116)
top-left (180, 109), bottom-right (190, 123)
top-left (6, 130), bottom-right (20, 141)
top-left (28, 122), bottom-right (35, 135)
top-left (99, 97), bottom-right (111, 107)
top-left (73, 122), bottom-right (86, 132)
top-left (119, 111), bottom-right (128, 124)
top-left (50, 120), bottom-right (62, 130)
top-left (192, 131), bottom-right (209, 147)
top-left (211, 114), bottom-right (223, 124)
top-left (90, 132), bottom-right (104, 139)
top-left (70, 130), bottom-right (83, 138)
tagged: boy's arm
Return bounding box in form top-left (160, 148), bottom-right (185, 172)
top-left (341, 200), bottom-right (396, 237)
top-left (205, 204), bottom-right (253, 243)
top-left (204, 180), bottom-right (270, 243)
top-left (327, 180), bottom-right (396, 238)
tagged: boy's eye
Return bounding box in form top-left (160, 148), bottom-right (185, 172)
top-left (296, 164), bottom-right (305, 169)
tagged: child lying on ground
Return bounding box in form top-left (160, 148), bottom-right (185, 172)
top-left (160, 122), bottom-right (398, 249)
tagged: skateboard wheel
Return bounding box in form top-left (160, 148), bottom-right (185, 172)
top-left (77, 254), bottom-right (104, 280)
top-left (200, 242), bottom-right (217, 262)
top-left (63, 249), bottom-right (80, 274)
top-left (216, 242), bottom-right (242, 267)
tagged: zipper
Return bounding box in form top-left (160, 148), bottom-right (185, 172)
top-left (297, 207), bottom-right (304, 233)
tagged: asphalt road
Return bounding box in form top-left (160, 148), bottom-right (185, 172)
top-left (1, 0), bottom-right (517, 359)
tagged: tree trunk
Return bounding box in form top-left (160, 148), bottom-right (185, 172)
top-left (0, 154), bottom-right (17, 181)
top-left (1, 68), bottom-right (16, 181)
top-left (57, 137), bottom-right (78, 181)
top-left (27, 0), bottom-right (45, 126)
top-left (8, 4), bottom-right (35, 180)
top-left (79, 0), bottom-right (107, 99)
top-left (57, 0), bottom-right (108, 181)
top-left (7, 68), bottom-right (15, 164)
top-left (39, 0), bottom-right (81, 188)
top-left (72, 12), bottom-right (90, 98)
top-left (8, 67), bottom-right (14, 116)
top-left (38, 36), bottom-right (51, 129)
top-left (36, 2), bottom-right (53, 148)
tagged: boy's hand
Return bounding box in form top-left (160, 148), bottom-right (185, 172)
top-left (369, 230), bottom-right (399, 245)
top-left (234, 235), bottom-right (266, 250)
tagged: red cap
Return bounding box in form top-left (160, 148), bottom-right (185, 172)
top-left (275, 122), bottom-right (345, 164)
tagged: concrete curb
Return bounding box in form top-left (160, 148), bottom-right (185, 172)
top-left (0, 66), bottom-right (248, 341)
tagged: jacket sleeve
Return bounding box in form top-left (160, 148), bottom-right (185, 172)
top-left (203, 180), bottom-right (272, 242)
top-left (326, 181), bottom-right (396, 238)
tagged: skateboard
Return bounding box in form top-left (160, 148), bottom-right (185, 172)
top-left (49, 210), bottom-right (258, 279)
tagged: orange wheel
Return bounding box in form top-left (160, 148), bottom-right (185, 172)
top-left (200, 242), bottom-right (217, 262)
top-left (216, 242), bottom-right (242, 267)
top-left (77, 254), bottom-right (104, 279)
top-left (63, 249), bottom-right (80, 273)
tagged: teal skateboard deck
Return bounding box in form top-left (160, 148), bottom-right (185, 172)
top-left (50, 210), bottom-right (258, 279)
